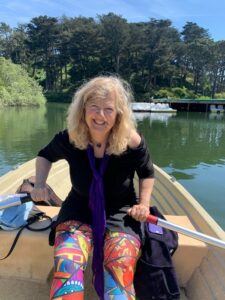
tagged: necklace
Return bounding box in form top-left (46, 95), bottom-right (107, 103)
top-left (90, 136), bottom-right (107, 149)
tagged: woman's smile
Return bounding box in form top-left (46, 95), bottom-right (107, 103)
top-left (85, 95), bottom-right (117, 137)
top-left (93, 119), bottom-right (106, 125)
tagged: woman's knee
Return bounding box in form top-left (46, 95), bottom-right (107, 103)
top-left (103, 231), bottom-right (140, 298)
top-left (104, 231), bottom-right (140, 275)
top-left (50, 222), bottom-right (93, 299)
top-left (54, 222), bottom-right (93, 265)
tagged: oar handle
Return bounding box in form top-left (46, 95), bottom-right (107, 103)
top-left (146, 215), bottom-right (158, 224)
top-left (0, 193), bottom-right (32, 210)
top-left (146, 214), bottom-right (225, 250)
top-left (20, 194), bottom-right (32, 204)
top-left (0, 193), bottom-right (54, 209)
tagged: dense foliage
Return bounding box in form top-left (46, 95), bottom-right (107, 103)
top-left (0, 57), bottom-right (46, 106)
top-left (1, 13), bottom-right (225, 101)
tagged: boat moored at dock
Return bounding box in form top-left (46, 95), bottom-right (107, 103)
top-left (132, 102), bottom-right (177, 112)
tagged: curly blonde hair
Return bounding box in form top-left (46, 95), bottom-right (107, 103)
top-left (67, 75), bottom-right (136, 155)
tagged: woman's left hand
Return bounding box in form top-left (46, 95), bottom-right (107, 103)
top-left (127, 204), bottom-right (149, 222)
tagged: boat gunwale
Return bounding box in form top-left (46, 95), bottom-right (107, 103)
top-left (153, 164), bottom-right (225, 240)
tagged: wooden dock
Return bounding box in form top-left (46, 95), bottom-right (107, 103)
top-left (153, 99), bottom-right (225, 112)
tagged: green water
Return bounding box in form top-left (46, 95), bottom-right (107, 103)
top-left (1, 104), bottom-right (225, 229)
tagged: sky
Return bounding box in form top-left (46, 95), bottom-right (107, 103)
top-left (0, 0), bottom-right (225, 41)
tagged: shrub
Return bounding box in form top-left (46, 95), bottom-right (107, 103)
top-left (154, 88), bottom-right (174, 99)
top-left (153, 87), bottom-right (197, 99)
top-left (196, 95), bottom-right (211, 100)
top-left (215, 92), bottom-right (225, 99)
top-left (171, 87), bottom-right (188, 98)
top-left (0, 58), bottom-right (46, 106)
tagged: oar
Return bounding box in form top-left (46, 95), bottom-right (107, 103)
top-left (0, 193), bottom-right (56, 209)
top-left (146, 215), bottom-right (225, 250)
top-left (0, 193), bottom-right (32, 210)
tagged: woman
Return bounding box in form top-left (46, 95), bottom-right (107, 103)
top-left (31, 76), bottom-right (155, 300)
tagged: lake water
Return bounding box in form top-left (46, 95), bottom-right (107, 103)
top-left (0, 103), bottom-right (225, 229)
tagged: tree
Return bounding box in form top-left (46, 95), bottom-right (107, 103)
top-left (142, 19), bottom-right (181, 92)
top-left (209, 41), bottom-right (225, 97)
top-left (181, 22), bottom-right (213, 94)
top-left (68, 17), bottom-right (101, 84)
top-left (125, 22), bottom-right (146, 94)
top-left (0, 22), bottom-right (13, 58)
top-left (1, 15), bottom-right (225, 100)
top-left (181, 22), bottom-right (210, 42)
top-left (56, 16), bottom-right (75, 89)
top-left (26, 16), bottom-right (60, 91)
top-left (10, 24), bottom-right (29, 65)
top-left (98, 13), bottom-right (129, 74)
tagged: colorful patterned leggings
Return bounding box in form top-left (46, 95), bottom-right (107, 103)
top-left (50, 221), bottom-right (141, 300)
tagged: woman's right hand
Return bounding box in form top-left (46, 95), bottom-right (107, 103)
top-left (31, 185), bottom-right (52, 205)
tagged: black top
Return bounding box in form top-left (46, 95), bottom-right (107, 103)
top-left (38, 129), bottom-right (154, 240)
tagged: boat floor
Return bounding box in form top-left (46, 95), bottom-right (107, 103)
top-left (0, 278), bottom-right (188, 300)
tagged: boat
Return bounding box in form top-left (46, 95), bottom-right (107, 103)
top-left (0, 159), bottom-right (225, 300)
top-left (132, 102), bottom-right (177, 113)
top-left (209, 104), bottom-right (225, 113)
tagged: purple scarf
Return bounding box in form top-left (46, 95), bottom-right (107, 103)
top-left (87, 144), bottom-right (109, 299)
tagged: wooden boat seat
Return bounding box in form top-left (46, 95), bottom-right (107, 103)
top-left (0, 207), bottom-right (208, 292)
top-left (165, 215), bottom-right (208, 287)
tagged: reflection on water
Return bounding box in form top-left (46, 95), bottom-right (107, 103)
top-left (0, 103), bottom-right (68, 175)
top-left (149, 112), bottom-right (176, 125)
top-left (133, 112), bottom-right (151, 121)
top-left (208, 112), bottom-right (225, 121)
top-left (134, 112), bottom-right (176, 124)
top-left (137, 112), bottom-right (225, 229)
top-left (169, 171), bottom-right (194, 180)
top-left (138, 112), bottom-right (225, 169)
top-left (0, 105), bottom-right (225, 229)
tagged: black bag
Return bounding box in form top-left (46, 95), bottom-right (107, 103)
top-left (16, 177), bottom-right (62, 247)
top-left (134, 206), bottom-right (180, 299)
top-left (0, 212), bottom-right (52, 260)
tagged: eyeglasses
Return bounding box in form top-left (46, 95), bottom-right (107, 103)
top-left (86, 104), bottom-right (116, 116)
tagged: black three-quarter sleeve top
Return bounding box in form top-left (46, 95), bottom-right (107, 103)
top-left (38, 129), bottom-right (154, 240)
